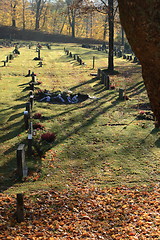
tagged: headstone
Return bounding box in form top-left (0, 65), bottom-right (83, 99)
top-left (30, 95), bottom-right (34, 109)
top-left (16, 193), bottom-right (24, 223)
top-left (69, 52), bottom-right (72, 57)
top-left (74, 54), bottom-right (77, 60)
top-left (6, 56), bottom-right (9, 62)
top-left (29, 122), bottom-right (33, 135)
top-left (9, 54), bottom-right (14, 60)
top-left (38, 61), bottom-right (43, 67)
top-left (93, 56), bottom-right (95, 69)
top-left (79, 58), bottom-right (82, 65)
top-left (2, 61), bottom-right (6, 66)
top-left (30, 83), bottom-right (34, 91)
top-left (26, 70), bottom-right (31, 77)
top-left (119, 88), bottom-right (124, 100)
top-left (26, 102), bottom-right (31, 118)
top-left (104, 75), bottom-right (110, 90)
top-left (24, 111), bottom-right (29, 130)
top-left (97, 68), bottom-right (102, 79)
top-left (17, 144), bottom-right (28, 179)
top-left (38, 49), bottom-right (40, 59)
top-left (77, 55), bottom-right (80, 62)
top-left (28, 133), bottom-right (33, 156)
top-left (133, 56), bottom-right (138, 63)
top-left (31, 72), bottom-right (36, 82)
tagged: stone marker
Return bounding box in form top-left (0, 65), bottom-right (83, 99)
top-left (2, 60), bottom-right (6, 66)
top-left (28, 133), bottom-right (33, 157)
top-left (38, 49), bottom-right (41, 59)
top-left (93, 56), bottom-right (95, 69)
top-left (16, 193), bottom-right (24, 223)
top-left (31, 72), bottom-right (36, 82)
top-left (104, 75), bottom-right (110, 90)
top-left (6, 56), bottom-right (9, 62)
top-left (24, 111), bottom-right (29, 130)
top-left (119, 88), bottom-right (124, 100)
top-left (17, 144), bottom-right (28, 179)
top-left (69, 52), bottom-right (72, 57)
top-left (97, 68), bottom-right (102, 79)
top-left (30, 95), bottom-right (34, 109)
top-left (26, 102), bottom-right (31, 118)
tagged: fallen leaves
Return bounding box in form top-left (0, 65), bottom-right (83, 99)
top-left (0, 184), bottom-right (159, 239)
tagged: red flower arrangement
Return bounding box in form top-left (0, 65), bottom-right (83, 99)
top-left (110, 85), bottom-right (115, 90)
top-left (37, 81), bottom-right (42, 85)
top-left (41, 132), bottom-right (56, 142)
top-left (33, 122), bottom-right (44, 130)
top-left (33, 113), bottom-right (42, 119)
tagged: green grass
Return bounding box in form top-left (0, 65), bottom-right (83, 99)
top-left (0, 42), bottom-right (159, 194)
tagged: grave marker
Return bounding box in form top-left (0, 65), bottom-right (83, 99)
top-left (31, 72), bottom-right (36, 82)
top-left (26, 102), bottom-right (31, 118)
top-left (24, 111), bottom-right (29, 130)
top-left (30, 95), bottom-right (34, 109)
top-left (119, 88), bottom-right (124, 100)
top-left (38, 49), bottom-right (41, 59)
top-left (17, 144), bottom-right (28, 179)
top-left (28, 133), bottom-right (33, 156)
top-left (2, 60), bottom-right (6, 66)
top-left (97, 68), bottom-right (102, 79)
top-left (104, 75), bottom-right (110, 90)
top-left (16, 193), bottom-right (24, 223)
top-left (93, 56), bottom-right (95, 69)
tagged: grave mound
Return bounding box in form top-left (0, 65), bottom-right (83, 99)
top-left (35, 90), bottom-right (97, 104)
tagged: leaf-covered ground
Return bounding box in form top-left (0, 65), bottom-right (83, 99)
top-left (0, 184), bottom-right (159, 239)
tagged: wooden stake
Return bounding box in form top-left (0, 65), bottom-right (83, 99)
top-left (16, 193), bottom-right (24, 223)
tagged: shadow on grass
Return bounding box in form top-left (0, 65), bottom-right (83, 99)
top-left (0, 156), bottom-right (18, 192)
top-left (70, 77), bottom-right (98, 91)
top-left (0, 118), bottom-right (24, 142)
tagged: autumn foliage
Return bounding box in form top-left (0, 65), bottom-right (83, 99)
top-left (0, 184), bottom-right (159, 239)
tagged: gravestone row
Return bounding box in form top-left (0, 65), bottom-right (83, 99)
top-left (97, 68), bottom-right (126, 100)
top-left (81, 43), bottom-right (140, 64)
top-left (64, 47), bottom-right (85, 65)
top-left (82, 44), bottom-right (108, 53)
top-left (2, 46), bottom-right (20, 66)
top-left (17, 71), bottom-right (37, 181)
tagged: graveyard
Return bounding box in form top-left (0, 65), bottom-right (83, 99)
top-left (0, 41), bottom-right (159, 239)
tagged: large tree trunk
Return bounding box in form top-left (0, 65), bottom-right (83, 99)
top-left (108, 0), bottom-right (114, 71)
top-left (35, 0), bottom-right (42, 30)
top-left (118, 0), bottom-right (160, 125)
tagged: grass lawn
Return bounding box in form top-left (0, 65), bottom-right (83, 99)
top-left (0, 42), bottom-right (159, 194)
top-left (0, 41), bottom-right (160, 240)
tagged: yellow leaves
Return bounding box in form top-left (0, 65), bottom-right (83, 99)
top-left (0, 184), bottom-right (159, 239)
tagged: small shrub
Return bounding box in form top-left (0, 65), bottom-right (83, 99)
top-left (41, 132), bottom-right (56, 143)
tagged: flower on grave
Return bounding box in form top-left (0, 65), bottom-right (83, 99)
top-left (41, 132), bottom-right (56, 143)
top-left (139, 110), bottom-right (145, 115)
top-left (124, 95), bottom-right (129, 100)
top-left (110, 85), bottom-right (115, 90)
top-left (33, 122), bottom-right (44, 130)
top-left (37, 81), bottom-right (42, 85)
top-left (33, 113), bottom-right (42, 119)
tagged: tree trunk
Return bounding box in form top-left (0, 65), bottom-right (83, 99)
top-left (108, 0), bottom-right (114, 71)
top-left (35, 0), bottom-right (42, 30)
top-left (118, 0), bottom-right (160, 125)
top-left (103, 14), bottom-right (108, 41)
top-left (22, 0), bottom-right (26, 30)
